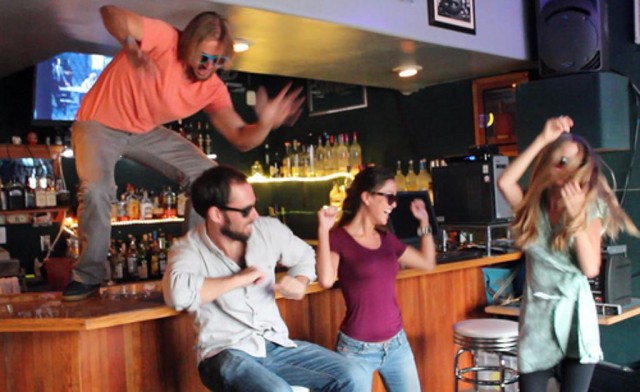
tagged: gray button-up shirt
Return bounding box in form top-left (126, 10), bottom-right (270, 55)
top-left (163, 217), bottom-right (317, 363)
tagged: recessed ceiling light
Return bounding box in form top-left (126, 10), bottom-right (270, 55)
top-left (233, 39), bottom-right (252, 53)
top-left (393, 65), bottom-right (423, 78)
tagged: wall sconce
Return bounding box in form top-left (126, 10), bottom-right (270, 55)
top-left (393, 65), bottom-right (423, 78)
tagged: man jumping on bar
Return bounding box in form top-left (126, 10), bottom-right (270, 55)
top-left (63, 5), bottom-right (304, 301)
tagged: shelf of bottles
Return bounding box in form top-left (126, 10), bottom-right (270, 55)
top-left (394, 158), bottom-right (434, 201)
top-left (108, 229), bottom-right (172, 283)
top-left (65, 184), bottom-right (187, 231)
top-left (250, 132), bottom-right (363, 182)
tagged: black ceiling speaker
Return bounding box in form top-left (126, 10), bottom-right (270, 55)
top-left (536, 0), bottom-right (609, 77)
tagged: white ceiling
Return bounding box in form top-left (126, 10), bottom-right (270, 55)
top-left (0, 0), bottom-right (533, 93)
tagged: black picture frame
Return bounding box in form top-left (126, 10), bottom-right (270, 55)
top-left (427, 0), bottom-right (476, 35)
top-left (307, 80), bottom-right (368, 117)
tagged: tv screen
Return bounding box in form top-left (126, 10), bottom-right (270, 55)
top-left (33, 52), bottom-right (112, 124)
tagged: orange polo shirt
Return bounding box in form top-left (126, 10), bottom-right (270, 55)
top-left (77, 17), bottom-right (232, 133)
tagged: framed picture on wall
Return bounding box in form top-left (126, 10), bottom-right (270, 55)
top-left (427, 0), bottom-right (476, 34)
top-left (307, 80), bottom-right (368, 117)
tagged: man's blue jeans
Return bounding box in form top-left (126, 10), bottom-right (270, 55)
top-left (198, 340), bottom-right (369, 392)
top-left (336, 329), bottom-right (422, 392)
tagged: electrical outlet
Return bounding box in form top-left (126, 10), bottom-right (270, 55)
top-left (40, 235), bottom-right (51, 252)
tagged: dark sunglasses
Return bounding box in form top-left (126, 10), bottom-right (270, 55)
top-left (556, 155), bottom-right (588, 169)
top-left (372, 192), bottom-right (398, 205)
top-left (219, 204), bottom-right (255, 218)
top-left (199, 52), bottom-right (229, 67)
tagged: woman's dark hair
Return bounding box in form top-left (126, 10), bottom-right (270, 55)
top-left (191, 165), bottom-right (247, 218)
top-left (338, 166), bottom-right (395, 226)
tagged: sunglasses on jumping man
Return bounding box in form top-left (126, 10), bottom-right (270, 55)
top-left (199, 52), bottom-right (229, 67)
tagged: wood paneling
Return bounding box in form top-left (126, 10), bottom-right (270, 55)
top-left (0, 255), bottom-right (521, 391)
top-left (0, 321), bottom-right (167, 392)
top-left (155, 267), bottom-right (492, 392)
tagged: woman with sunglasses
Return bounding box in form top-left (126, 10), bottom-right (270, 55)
top-left (316, 166), bottom-right (436, 392)
top-left (63, 5), bottom-right (304, 301)
top-left (497, 116), bottom-right (639, 392)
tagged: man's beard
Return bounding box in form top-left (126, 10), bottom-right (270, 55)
top-left (221, 218), bottom-right (250, 243)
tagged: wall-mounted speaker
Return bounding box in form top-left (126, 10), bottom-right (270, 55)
top-left (536, 0), bottom-right (609, 76)
top-left (516, 72), bottom-right (631, 152)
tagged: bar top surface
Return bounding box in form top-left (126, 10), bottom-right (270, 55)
top-left (0, 252), bottom-right (522, 332)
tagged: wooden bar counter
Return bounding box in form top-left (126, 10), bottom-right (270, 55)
top-left (0, 253), bottom-right (521, 392)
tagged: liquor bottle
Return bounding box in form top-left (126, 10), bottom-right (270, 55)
top-left (394, 161), bottom-right (406, 192)
top-left (329, 135), bottom-right (340, 174)
top-left (137, 234), bottom-right (149, 280)
top-left (55, 178), bottom-right (71, 207)
top-left (417, 159), bottom-right (432, 192)
top-left (204, 134), bottom-right (213, 155)
top-left (0, 178), bottom-right (7, 211)
top-left (35, 172), bottom-right (47, 209)
top-left (307, 143), bottom-right (315, 177)
top-left (111, 239), bottom-right (125, 283)
top-left (349, 132), bottom-right (362, 174)
top-left (177, 119), bottom-right (186, 138)
top-left (163, 186), bottom-right (177, 218)
top-left (126, 235), bottom-right (139, 281)
top-left (264, 144), bottom-right (272, 177)
top-left (125, 184), bottom-right (140, 220)
top-left (290, 140), bottom-right (300, 177)
top-left (148, 233), bottom-right (160, 279)
top-left (8, 177), bottom-right (25, 210)
top-left (140, 189), bottom-right (154, 220)
top-left (45, 176), bottom-right (57, 207)
top-left (323, 135), bottom-right (335, 174)
top-left (299, 144), bottom-right (309, 177)
top-left (176, 186), bottom-right (187, 218)
top-left (405, 160), bottom-right (418, 191)
top-left (157, 230), bottom-right (168, 275)
top-left (281, 142), bottom-right (292, 178)
top-left (336, 134), bottom-right (349, 173)
top-left (314, 136), bottom-right (326, 177)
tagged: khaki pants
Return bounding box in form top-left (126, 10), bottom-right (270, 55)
top-left (71, 120), bottom-right (215, 284)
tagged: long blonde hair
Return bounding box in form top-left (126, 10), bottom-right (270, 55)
top-left (512, 133), bottom-right (639, 251)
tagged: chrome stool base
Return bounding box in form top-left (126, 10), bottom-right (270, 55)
top-left (453, 319), bottom-right (519, 392)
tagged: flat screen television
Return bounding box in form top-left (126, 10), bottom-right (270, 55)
top-left (32, 52), bottom-right (113, 124)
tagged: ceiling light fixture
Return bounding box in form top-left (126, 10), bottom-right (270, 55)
top-left (393, 65), bottom-right (423, 78)
top-left (233, 39), bottom-right (252, 53)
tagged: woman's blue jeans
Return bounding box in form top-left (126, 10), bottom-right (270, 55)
top-left (336, 329), bottom-right (422, 392)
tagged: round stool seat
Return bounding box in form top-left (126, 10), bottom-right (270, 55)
top-left (454, 319), bottom-right (518, 351)
top-left (454, 319), bottom-right (518, 339)
top-left (453, 319), bottom-right (519, 391)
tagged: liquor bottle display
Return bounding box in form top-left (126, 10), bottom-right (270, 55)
top-left (107, 230), bottom-right (173, 283)
top-left (258, 133), bottom-right (365, 178)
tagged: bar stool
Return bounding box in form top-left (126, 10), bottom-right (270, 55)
top-left (453, 319), bottom-right (519, 392)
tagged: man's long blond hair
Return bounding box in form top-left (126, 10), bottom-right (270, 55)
top-left (178, 12), bottom-right (234, 64)
top-left (512, 133), bottom-right (638, 251)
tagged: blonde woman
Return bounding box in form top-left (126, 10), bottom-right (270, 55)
top-left (497, 116), bottom-right (639, 392)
